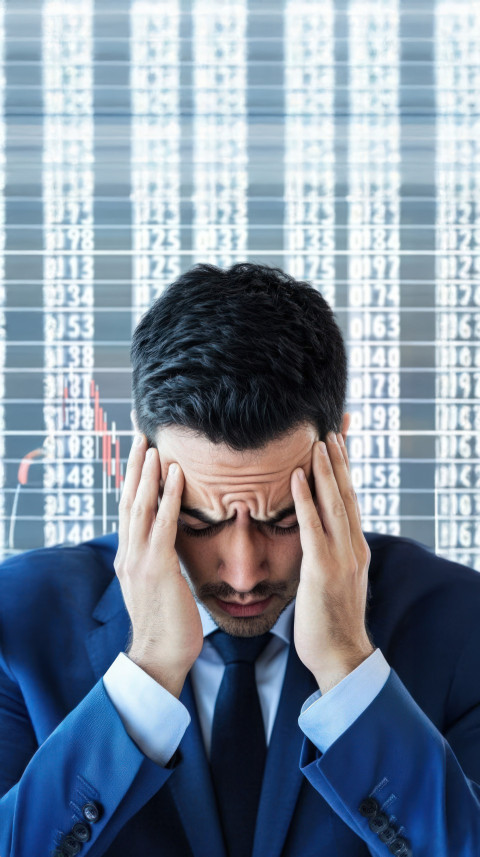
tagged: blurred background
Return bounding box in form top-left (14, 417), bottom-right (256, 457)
top-left (0, 0), bottom-right (479, 567)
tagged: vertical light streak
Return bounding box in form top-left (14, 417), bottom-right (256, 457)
top-left (347, 0), bottom-right (401, 534)
top-left (284, 1), bottom-right (335, 306)
top-left (193, 0), bottom-right (248, 267)
top-left (42, 0), bottom-right (95, 547)
top-left (435, 2), bottom-right (480, 569)
top-left (130, 0), bottom-right (180, 327)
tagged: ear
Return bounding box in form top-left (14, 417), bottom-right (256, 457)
top-left (130, 409), bottom-right (139, 433)
top-left (340, 412), bottom-right (350, 444)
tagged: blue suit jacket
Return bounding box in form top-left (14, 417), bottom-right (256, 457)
top-left (1, 531), bottom-right (480, 856)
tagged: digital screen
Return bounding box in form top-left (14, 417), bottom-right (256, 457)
top-left (2, 0), bottom-right (480, 570)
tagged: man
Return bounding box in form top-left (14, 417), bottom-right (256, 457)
top-left (0, 262), bottom-right (479, 857)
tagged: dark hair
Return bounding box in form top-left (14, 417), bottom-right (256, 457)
top-left (131, 262), bottom-right (347, 451)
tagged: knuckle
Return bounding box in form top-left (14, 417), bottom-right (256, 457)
top-left (321, 456), bottom-right (332, 473)
top-left (123, 547), bottom-right (145, 573)
top-left (332, 500), bottom-right (347, 518)
top-left (346, 552), bottom-right (358, 575)
top-left (119, 495), bottom-right (131, 514)
top-left (346, 487), bottom-right (357, 503)
top-left (153, 513), bottom-right (170, 530)
top-left (362, 543), bottom-right (371, 564)
top-left (131, 501), bottom-right (147, 519)
top-left (306, 515), bottom-right (323, 531)
top-left (163, 476), bottom-right (179, 497)
top-left (139, 460), bottom-right (152, 481)
top-left (126, 453), bottom-right (140, 472)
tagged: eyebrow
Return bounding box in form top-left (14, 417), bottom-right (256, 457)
top-left (179, 503), bottom-right (298, 526)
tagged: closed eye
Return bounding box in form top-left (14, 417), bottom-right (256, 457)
top-left (177, 519), bottom-right (299, 538)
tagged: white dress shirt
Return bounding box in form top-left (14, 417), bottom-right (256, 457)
top-left (103, 597), bottom-right (390, 767)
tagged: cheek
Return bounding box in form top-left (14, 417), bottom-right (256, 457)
top-left (271, 535), bottom-right (303, 567)
top-left (175, 532), bottom-right (215, 566)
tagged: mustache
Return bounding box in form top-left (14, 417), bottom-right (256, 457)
top-left (198, 578), bottom-right (297, 602)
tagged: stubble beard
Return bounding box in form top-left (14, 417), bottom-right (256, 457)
top-left (178, 558), bottom-right (298, 637)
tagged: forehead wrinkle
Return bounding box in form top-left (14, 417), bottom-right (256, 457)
top-left (182, 455), bottom-right (315, 496)
top-left (181, 468), bottom-right (299, 483)
top-left (181, 469), bottom-right (316, 523)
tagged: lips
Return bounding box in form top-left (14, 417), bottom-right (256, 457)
top-left (214, 595), bottom-right (274, 617)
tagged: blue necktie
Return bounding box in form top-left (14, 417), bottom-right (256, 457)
top-left (209, 629), bottom-right (273, 857)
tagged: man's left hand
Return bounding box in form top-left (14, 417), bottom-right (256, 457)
top-left (291, 432), bottom-right (374, 695)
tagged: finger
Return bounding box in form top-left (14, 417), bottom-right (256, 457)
top-left (329, 432), bottom-right (357, 519)
top-left (128, 446), bottom-right (162, 554)
top-left (337, 432), bottom-right (362, 525)
top-left (312, 438), bottom-right (352, 544)
top-left (328, 432), bottom-right (365, 557)
top-left (117, 434), bottom-right (147, 562)
top-left (338, 431), bottom-right (350, 469)
top-left (151, 461), bottom-right (185, 549)
top-left (291, 465), bottom-right (327, 559)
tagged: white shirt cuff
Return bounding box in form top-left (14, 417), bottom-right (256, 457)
top-left (298, 648), bottom-right (391, 753)
top-left (102, 652), bottom-right (191, 767)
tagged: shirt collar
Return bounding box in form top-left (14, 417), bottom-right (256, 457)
top-left (197, 597), bottom-right (295, 646)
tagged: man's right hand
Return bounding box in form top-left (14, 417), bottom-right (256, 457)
top-left (114, 434), bottom-right (204, 698)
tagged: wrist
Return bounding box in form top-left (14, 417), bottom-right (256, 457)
top-left (313, 645), bottom-right (375, 695)
top-left (126, 649), bottom-right (188, 699)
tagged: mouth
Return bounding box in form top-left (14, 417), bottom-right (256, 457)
top-left (214, 595), bottom-right (274, 617)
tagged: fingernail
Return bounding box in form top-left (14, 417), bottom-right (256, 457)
top-left (135, 434), bottom-right (144, 447)
top-left (318, 441), bottom-right (327, 454)
top-left (328, 432), bottom-right (338, 444)
top-left (337, 433), bottom-right (344, 447)
top-left (169, 463), bottom-right (178, 477)
top-left (146, 447), bottom-right (156, 460)
top-left (296, 468), bottom-right (305, 481)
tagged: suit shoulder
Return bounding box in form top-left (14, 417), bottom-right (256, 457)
top-left (0, 532), bottom-right (118, 611)
top-left (365, 531), bottom-right (480, 619)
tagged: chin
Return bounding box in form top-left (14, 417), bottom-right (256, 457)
top-left (212, 612), bottom-right (277, 637)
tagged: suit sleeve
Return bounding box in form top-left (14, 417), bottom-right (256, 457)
top-left (299, 638), bottom-right (480, 856)
top-left (0, 643), bottom-right (181, 857)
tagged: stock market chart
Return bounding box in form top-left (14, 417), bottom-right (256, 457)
top-left (2, 0), bottom-right (480, 569)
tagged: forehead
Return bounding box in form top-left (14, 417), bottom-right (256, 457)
top-left (155, 423), bottom-right (317, 511)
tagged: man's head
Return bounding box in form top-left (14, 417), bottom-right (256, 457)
top-left (131, 263), bottom-right (349, 635)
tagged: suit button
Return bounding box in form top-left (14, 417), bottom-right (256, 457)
top-left (369, 811), bottom-right (389, 834)
top-left (82, 801), bottom-right (102, 823)
top-left (358, 797), bottom-right (379, 818)
top-left (72, 821), bottom-right (92, 842)
top-left (60, 835), bottom-right (81, 856)
top-left (389, 837), bottom-right (412, 857)
top-left (379, 825), bottom-right (397, 844)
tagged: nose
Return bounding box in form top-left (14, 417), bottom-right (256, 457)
top-left (217, 520), bottom-right (268, 596)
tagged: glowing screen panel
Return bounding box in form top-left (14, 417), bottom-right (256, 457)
top-left (3, 1), bottom-right (480, 570)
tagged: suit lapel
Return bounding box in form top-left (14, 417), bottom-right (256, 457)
top-left (86, 569), bottom-right (227, 857)
top-left (252, 638), bottom-right (318, 857)
top-left (85, 573), bottom-right (130, 681)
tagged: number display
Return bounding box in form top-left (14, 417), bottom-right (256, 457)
top-left (2, 1), bottom-right (479, 567)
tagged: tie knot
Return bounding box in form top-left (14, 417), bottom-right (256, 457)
top-left (209, 629), bottom-right (272, 665)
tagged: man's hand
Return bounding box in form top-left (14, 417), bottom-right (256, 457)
top-left (114, 434), bottom-right (204, 697)
top-left (292, 432), bottom-right (374, 694)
